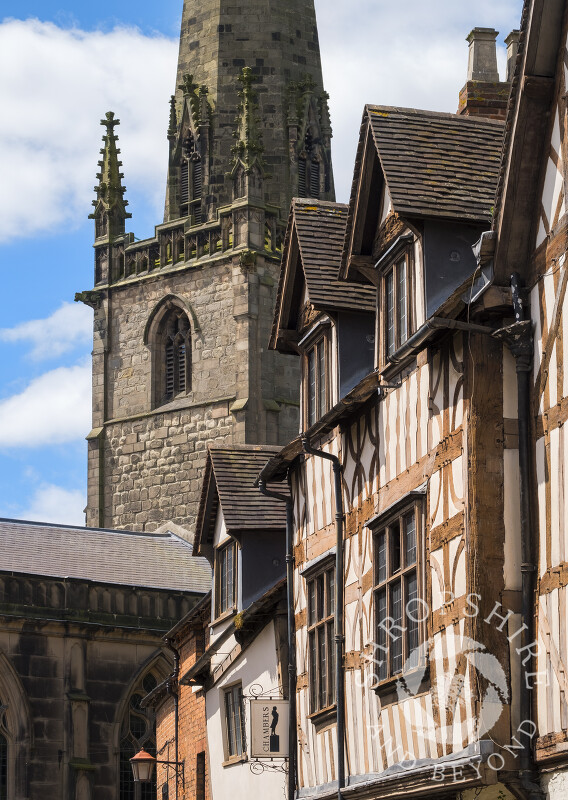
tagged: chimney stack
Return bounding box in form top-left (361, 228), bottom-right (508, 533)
top-left (505, 30), bottom-right (521, 82)
top-left (458, 27), bottom-right (512, 121)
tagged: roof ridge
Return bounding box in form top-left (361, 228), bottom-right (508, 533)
top-left (0, 517), bottom-right (172, 538)
top-left (366, 104), bottom-right (505, 127)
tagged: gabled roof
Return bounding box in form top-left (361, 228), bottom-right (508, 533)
top-left (0, 518), bottom-right (211, 593)
top-left (368, 105), bottom-right (504, 221)
top-left (270, 199), bottom-right (375, 351)
top-left (341, 105), bottom-right (504, 281)
top-left (194, 445), bottom-right (288, 556)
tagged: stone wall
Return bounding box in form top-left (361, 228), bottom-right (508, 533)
top-left (0, 572), bottom-right (200, 800)
top-left (86, 251), bottom-right (299, 531)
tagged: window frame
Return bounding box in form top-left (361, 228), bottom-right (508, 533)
top-left (214, 540), bottom-right (238, 620)
top-left (380, 244), bottom-right (414, 364)
top-left (222, 682), bottom-right (247, 764)
top-left (371, 498), bottom-right (426, 691)
top-left (301, 326), bottom-right (331, 430)
top-left (305, 560), bottom-right (336, 716)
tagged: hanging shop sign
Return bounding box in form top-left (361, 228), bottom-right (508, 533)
top-left (250, 699), bottom-right (289, 758)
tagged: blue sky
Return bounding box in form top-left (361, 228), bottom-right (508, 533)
top-left (0, 0), bottom-right (522, 526)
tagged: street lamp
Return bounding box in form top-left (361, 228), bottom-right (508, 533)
top-left (130, 749), bottom-right (184, 784)
top-left (130, 749), bottom-right (157, 782)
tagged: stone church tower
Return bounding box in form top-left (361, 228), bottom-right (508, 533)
top-left (77, 0), bottom-right (334, 532)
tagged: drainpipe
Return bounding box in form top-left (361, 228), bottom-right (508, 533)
top-left (493, 274), bottom-right (541, 800)
top-left (258, 476), bottom-right (296, 800)
top-left (301, 435), bottom-right (345, 800)
top-left (165, 638), bottom-right (181, 800)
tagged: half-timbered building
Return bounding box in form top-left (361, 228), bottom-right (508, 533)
top-left (258, 18), bottom-right (553, 800)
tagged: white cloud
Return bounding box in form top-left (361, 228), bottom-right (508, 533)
top-left (315, 0), bottom-right (522, 200)
top-left (0, 302), bottom-right (92, 360)
top-left (0, 19), bottom-right (177, 243)
top-left (18, 483), bottom-right (86, 526)
top-left (0, 363), bottom-right (91, 447)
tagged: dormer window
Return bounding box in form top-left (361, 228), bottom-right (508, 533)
top-left (215, 540), bottom-right (237, 618)
top-left (380, 243), bottom-right (413, 363)
top-left (302, 327), bottom-right (330, 429)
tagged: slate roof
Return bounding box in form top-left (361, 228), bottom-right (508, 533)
top-left (366, 105), bottom-right (504, 223)
top-left (0, 518), bottom-right (211, 593)
top-left (195, 445), bottom-right (288, 553)
top-left (270, 200), bottom-right (376, 348)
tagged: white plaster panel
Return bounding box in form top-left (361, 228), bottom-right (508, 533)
top-left (550, 426), bottom-right (561, 567)
top-left (449, 454), bottom-right (464, 516)
top-left (542, 767), bottom-right (568, 800)
top-left (536, 436), bottom-right (548, 577)
top-left (430, 548), bottom-right (445, 612)
top-left (429, 469), bottom-right (443, 529)
top-left (541, 154), bottom-right (564, 234)
top-left (379, 185), bottom-right (392, 227)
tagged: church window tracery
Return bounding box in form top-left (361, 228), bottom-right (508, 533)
top-left (119, 672), bottom-right (158, 800)
top-left (157, 307), bottom-right (192, 405)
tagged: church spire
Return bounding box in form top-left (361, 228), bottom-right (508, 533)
top-left (165, 0), bottom-right (334, 225)
top-left (89, 112), bottom-right (131, 241)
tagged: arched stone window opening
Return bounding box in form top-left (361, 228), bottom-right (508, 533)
top-left (180, 131), bottom-right (202, 224)
top-left (297, 129), bottom-right (325, 199)
top-left (95, 212), bottom-right (108, 239)
top-left (159, 308), bottom-right (191, 405)
top-left (233, 166), bottom-right (245, 200)
top-left (176, 236), bottom-right (185, 263)
top-left (119, 672), bottom-right (159, 800)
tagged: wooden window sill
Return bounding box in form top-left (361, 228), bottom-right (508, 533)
top-left (371, 665), bottom-right (430, 705)
top-left (222, 754), bottom-right (248, 768)
top-left (307, 704), bottom-right (337, 730)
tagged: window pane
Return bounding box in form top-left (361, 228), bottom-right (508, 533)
top-left (225, 690), bottom-right (236, 756)
top-left (308, 580), bottom-right (316, 626)
top-left (404, 511), bottom-right (416, 566)
top-left (308, 348), bottom-right (316, 426)
top-left (318, 627), bottom-right (327, 709)
top-left (390, 524), bottom-right (401, 574)
top-left (316, 574), bottom-right (324, 622)
top-left (328, 569), bottom-right (335, 615)
top-left (327, 620), bottom-right (335, 704)
top-left (233, 686), bottom-right (244, 756)
top-left (376, 530), bottom-right (387, 584)
top-left (406, 571), bottom-right (419, 666)
top-left (376, 588), bottom-right (387, 682)
top-left (386, 271), bottom-right (395, 357)
top-left (318, 340), bottom-right (326, 418)
top-left (227, 545), bottom-right (234, 607)
top-left (309, 631), bottom-right (317, 710)
top-left (390, 582), bottom-right (403, 675)
top-left (220, 548), bottom-right (227, 613)
top-left (397, 257), bottom-right (408, 346)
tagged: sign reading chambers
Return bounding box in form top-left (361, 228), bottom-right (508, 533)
top-left (250, 700), bottom-right (289, 758)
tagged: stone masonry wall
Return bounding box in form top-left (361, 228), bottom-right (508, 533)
top-left (87, 252), bottom-right (299, 531)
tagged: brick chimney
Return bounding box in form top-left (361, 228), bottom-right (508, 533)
top-left (457, 27), bottom-right (514, 121)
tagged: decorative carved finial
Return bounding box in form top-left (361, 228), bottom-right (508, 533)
top-left (179, 74), bottom-right (199, 97)
top-left (89, 110), bottom-right (131, 231)
top-left (231, 67), bottom-right (264, 173)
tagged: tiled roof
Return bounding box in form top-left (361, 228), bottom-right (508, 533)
top-left (0, 518), bottom-right (211, 593)
top-left (293, 200), bottom-right (376, 310)
top-left (195, 445), bottom-right (288, 551)
top-left (270, 200), bottom-right (376, 348)
top-left (366, 105), bottom-right (504, 222)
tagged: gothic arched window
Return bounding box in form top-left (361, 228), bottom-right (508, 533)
top-left (297, 129), bottom-right (325, 199)
top-left (180, 131), bottom-right (202, 224)
top-left (162, 310), bottom-right (191, 402)
top-left (119, 672), bottom-right (159, 800)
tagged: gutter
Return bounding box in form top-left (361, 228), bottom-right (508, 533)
top-left (258, 476), bottom-right (297, 800)
top-left (301, 436), bottom-right (345, 800)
